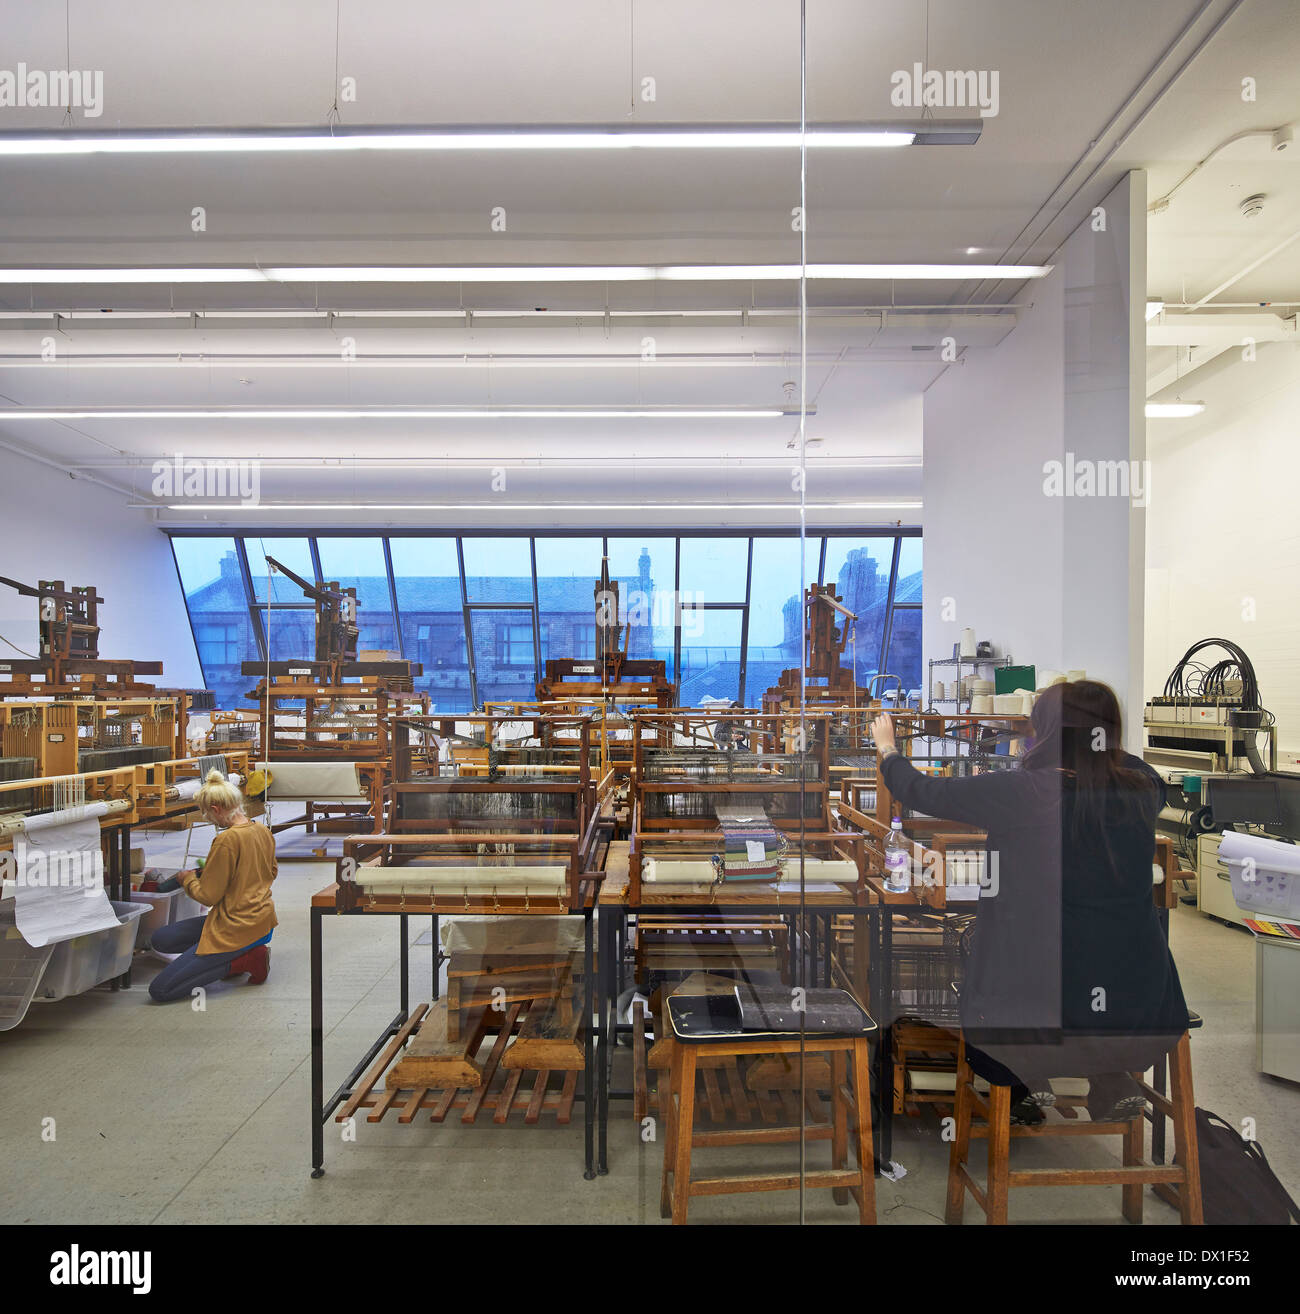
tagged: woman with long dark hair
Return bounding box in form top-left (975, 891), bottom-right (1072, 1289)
top-left (871, 681), bottom-right (1188, 1123)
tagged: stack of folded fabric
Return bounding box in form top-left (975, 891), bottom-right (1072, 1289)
top-left (712, 807), bottom-right (786, 881)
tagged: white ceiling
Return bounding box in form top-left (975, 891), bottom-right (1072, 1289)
top-left (0, 0), bottom-right (1295, 525)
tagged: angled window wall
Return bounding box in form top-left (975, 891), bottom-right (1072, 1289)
top-left (169, 532), bottom-right (921, 711)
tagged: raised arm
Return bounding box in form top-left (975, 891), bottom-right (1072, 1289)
top-left (872, 712), bottom-right (1032, 830)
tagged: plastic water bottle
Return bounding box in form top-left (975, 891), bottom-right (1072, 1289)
top-left (884, 818), bottom-right (910, 893)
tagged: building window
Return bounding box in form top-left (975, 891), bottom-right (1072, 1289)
top-left (196, 623), bottom-right (241, 666)
top-left (499, 623), bottom-right (535, 666)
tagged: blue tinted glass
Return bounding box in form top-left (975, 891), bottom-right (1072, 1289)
top-left (678, 608), bottom-right (744, 704)
top-left (316, 538), bottom-right (398, 655)
top-left (822, 537), bottom-right (894, 686)
top-left (172, 537), bottom-right (257, 709)
top-left (470, 608), bottom-right (536, 707)
top-left (895, 537), bottom-right (922, 605)
top-left (242, 537), bottom-right (316, 603)
top-left (389, 539), bottom-right (471, 714)
top-left (886, 607), bottom-right (922, 698)
top-left (606, 538), bottom-right (676, 679)
top-left (462, 537), bottom-right (532, 603)
top-left (535, 538), bottom-right (602, 664)
top-left (679, 537), bottom-right (748, 603)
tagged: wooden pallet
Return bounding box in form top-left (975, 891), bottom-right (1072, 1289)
top-left (336, 997), bottom-right (583, 1128)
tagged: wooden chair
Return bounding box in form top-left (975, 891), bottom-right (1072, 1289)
top-left (945, 1031), bottom-right (1203, 1225)
top-left (659, 992), bottom-right (877, 1224)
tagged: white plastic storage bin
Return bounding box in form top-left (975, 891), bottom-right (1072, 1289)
top-left (130, 887), bottom-right (181, 948)
top-left (0, 902), bottom-right (55, 1031)
top-left (171, 889), bottom-right (204, 923)
top-left (36, 901), bottom-right (147, 1002)
top-left (1227, 862), bottom-right (1300, 921)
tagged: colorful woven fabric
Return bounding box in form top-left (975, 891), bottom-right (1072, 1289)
top-left (711, 808), bottom-right (786, 881)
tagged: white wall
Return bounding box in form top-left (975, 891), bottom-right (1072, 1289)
top-left (0, 446), bottom-right (203, 688)
top-left (1145, 339), bottom-right (1300, 760)
top-left (923, 173), bottom-right (1146, 744)
top-left (922, 255), bottom-right (1066, 674)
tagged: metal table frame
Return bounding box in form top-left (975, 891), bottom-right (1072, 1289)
top-left (309, 894), bottom-right (600, 1180)
top-left (594, 895), bottom-right (893, 1176)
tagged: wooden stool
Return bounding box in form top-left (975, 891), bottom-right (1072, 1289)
top-left (945, 1032), bottom-right (1203, 1225)
top-left (659, 992), bottom-right (878, 1224)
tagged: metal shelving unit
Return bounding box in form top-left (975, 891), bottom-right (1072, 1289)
top-left (926, 654), bottom-right (1014, 712)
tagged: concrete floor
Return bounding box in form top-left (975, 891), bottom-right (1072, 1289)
top-left (1, 825), bottom-right (1296, 1225)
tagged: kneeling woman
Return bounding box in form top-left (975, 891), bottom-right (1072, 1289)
top-left (148, 770), bottom-right (277, 1003)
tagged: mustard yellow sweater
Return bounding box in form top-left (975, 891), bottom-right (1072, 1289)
top-left (181, 821), bottom-right (278, 955)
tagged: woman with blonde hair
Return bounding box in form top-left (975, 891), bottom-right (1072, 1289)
top-left (147, 769), bottom-right (278, 1003)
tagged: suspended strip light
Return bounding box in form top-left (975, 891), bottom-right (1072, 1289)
top-left (0, 405), bottom-right (802, 420)
top-left (0, 120), bottom-right (986, 157)
top-left (0, 263), bottom-right (1052, 285)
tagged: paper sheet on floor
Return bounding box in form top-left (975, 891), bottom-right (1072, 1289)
top-left (13, 807), bottom-right (122, 947)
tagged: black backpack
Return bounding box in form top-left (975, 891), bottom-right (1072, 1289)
top-left (1192, 1108), bottom-right (1300, 1225)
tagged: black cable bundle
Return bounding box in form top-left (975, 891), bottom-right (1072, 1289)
top-left (1161, 637), bottom-right (1261, 709)
top-left (1161, 637), bottom-right (1276, 774)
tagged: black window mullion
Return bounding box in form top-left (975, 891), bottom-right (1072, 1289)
top-left (382, 536), bottom-right (404, 661)
top-left (529, 537), bottom-right (542, 686)
top-left (457, 538), bottom-right (480, 711)
top-left (878, 536), bottom-right (904, 677)
top-left (234, 537), bottom-right (267, 664)
top-left (672, 537), bottom-right (681, 689)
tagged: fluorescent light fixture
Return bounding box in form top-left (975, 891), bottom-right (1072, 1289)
top-left (1145, 401), bottom-right (1206, 418)
top-left (0, 268), bottom-right (268, 284)
top-left (0, 262), bottom-right (1051, 285)
top-left (0, 121), bottom-right (988, 158)
top-left (151, 500), bottom-right (923, 512)
top-left (0, 405), bottom-right (798, 420)
top-left (1145, 299), bottom-right (1165, 321)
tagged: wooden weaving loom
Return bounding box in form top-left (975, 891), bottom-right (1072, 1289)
top-left (328, 713), bottom-right (612, 1130)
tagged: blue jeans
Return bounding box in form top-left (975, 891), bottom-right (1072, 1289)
top-left (147, 917), bottom-right (268, 1003)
